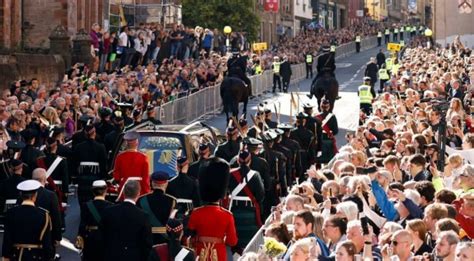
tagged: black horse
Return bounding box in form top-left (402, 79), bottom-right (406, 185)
top-left (310, 72), bottom-right (339, 112)
top-left (220, 76), bottom-right (249, 122)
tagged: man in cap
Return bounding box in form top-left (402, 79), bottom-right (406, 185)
top-left (315, 45), bottom-right (336, 81)
top-left (247, 111), bottom-right (265, 138)
top-left (36, 136), bottom-right (69, 207)
top-left (30, 168), bottom-right (62, 256)
top-left (359, 76), bottom-right (374, 116)
top-left (188, 143), bottom-right (211, 180)
top-left (113, 131), bottom-right (150, 196)
top-left (76, 180), bottom-right (113, 261)
top-left (50, 126), bottom-right (72, 159)
top-left (104, 110), bottom-right (126, 154)
top-left (187, 157), bottom-right (238, 260)
top-left (95, 107), bottom-right (114, 143)
top-left (279, 123), bottom-right (303, 182)
top-left (315, 98), bottom-right (339, 163)
top-left (291, 112), bottom-right (317, 176)
top-left (137, 171), bottom-right (177, 245)
top-left (280, 56), bottom-right (292, 93)
top-left (272, 56), bottom-right (282, 93)
top-left (260, 131), bottom-right (287, 202)
top-left (264, 108), bottom-right (278, 129)
top-left (73, 123), bottom-right (108, 209)
top-left (302, 104), bottom-right (323, 159)
top-left (0, 159), bottom-right (25, 211)
top-left (214, 126), bottom-right (241, 163)
top-left (72, 115), bottom-right (93, 149)
top-left (20, 128), bottom-right (44, 179)
top-left (1, 180), bottom-right (54, 260)
top-left (100, 180), bottom-right (153, 260)
top-left (167, 156), bottom-right (201, 217)
top-left (227, 48), bottom-right (253, 97)
top-left (228, 150), bottom-right (265, 252)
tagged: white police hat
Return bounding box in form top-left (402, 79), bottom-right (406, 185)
top-left (17, 180), bottom-right (42, 192)
top-left (92, 180), bottom-right (107, 188)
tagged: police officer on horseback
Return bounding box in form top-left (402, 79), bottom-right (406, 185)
top-left (227, 49), bottom-right (253, 97)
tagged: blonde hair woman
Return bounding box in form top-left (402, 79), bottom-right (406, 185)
top-left (42, 106), bottom-right (61, 125)
top-left (289, 237), bottom-right (320, 261)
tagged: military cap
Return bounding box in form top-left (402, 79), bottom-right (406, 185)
top-left (92, 180), bottom-right (107, 188)
top-left (151, 171), bottom-right (169, 184)
top-left (363, 76), bottom-right (372, 82)
top-left (198, 157), bottom-right (230, 202)
top-left (99, 107), bottom-right (113, 117)
top-left (123, 131), bottom-right (140, 141)
top-left (302, 103), bottom-right (314, 110)
top-left (6, 140), bottom-right (26, 150)
top-left (17, 180), bottom-right (41, 193)
top-left (296, 112), bottom-right (308, 119)
top-left (238, 150), bottom-right (251, 163)
top-left (243, 137), bottom-right (262, 147)
top-left (10, 159), bottom-right (23, 170)
top-left (238, 118), bottom-right (248, 127)
top-left (177, 156), bottom-right (189, 166)
top-left (277, 123), bottom-right (295, 131)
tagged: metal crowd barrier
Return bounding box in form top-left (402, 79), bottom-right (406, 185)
top-left (156, 35), bottom-right (385, 125)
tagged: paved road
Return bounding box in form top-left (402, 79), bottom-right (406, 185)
top-left (0, 45), bottom-right (386, 260)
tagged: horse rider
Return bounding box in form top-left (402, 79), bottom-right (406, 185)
top-left (227, 49), bottom-right (253, 97)
top-left (308, 46), bottom-right (336, 99)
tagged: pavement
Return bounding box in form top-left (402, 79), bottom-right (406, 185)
top-left (0, 44), bottom-right (386, 260)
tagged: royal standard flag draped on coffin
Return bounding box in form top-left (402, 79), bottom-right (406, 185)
top-left (144, 149), bottom-right (179, 179)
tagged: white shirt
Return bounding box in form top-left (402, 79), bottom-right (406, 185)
top-left (124, 199), bottom-right (136, 205)
top-left (119, 32), bottom-right (128, 47)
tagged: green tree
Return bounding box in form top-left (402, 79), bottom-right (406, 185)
top-left (182, 0), bottom-right (260, 42)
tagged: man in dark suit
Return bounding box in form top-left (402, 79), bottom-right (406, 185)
top-left (100, 180), bottom-right (153, 261)
top-left (449, 80), bottom-right (465, 101)
top-left (138, 171), bottom-right (177, 245)
top-left (20, 128), bottom-right (44, 179)
top-left (280, 56), bottom-right (292, 93)
top-left (31, 168), bottom-right (62, 250)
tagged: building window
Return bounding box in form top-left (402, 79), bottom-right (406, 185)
top-left (328, 10), bottom-right (333, 29)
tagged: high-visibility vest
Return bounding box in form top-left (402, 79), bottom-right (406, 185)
top-left (391, 63), bottom-right (401, 75)
top-left (385, 29), bottom-right (390, 35)
top-left (358, 85), bottom-right (373, 104)
top-left (400, 27), bottom-right (404, 32)
top-left (400, 40), bottom-right (405, 47)
top-left (419, 26), bottom-right (423, 31)
top-left (378, 32), bottom-right (382, 37)
top-left (306, 54), bottom-right (313, 64)
top-left (385, 58), bottom-right (393, 70)
top-left (255, 65), bottom-right (262, 75)
top-left (355, 36), bottom-right (361, 42)
top-left (411, 27), bottom-right (416, 33)
top-left (330, 45), bottom-right (336, 52)
top-left (273, 62), bottom-right (280, 74)
top-left (394, 28), bottom-right (399, 34)
top-left (378, 69), bottom-right (390, 80)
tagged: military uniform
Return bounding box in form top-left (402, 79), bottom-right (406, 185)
top-left (167, 170), bottom-right (201, 217)
top-left (113, 146), bottom-right (151, 197)
top-left (1, 180), bottom-right (54, 261)
top-left (214, 127), bottom-right (241, 163)
top-left (278, 123), bottom-right (303, 184)
top-left (228, 160), bottom-right (265, 250)
top-left (291, 113), bottom-right (317, 177)
top-left (73, 134), bottom-right (108, 208)
top-left (315, 48), bottom-right (336, 80)
top-left (187, 158), bottom-right (237, 261)
top-left (19, 129), bottom-right (44, 179)
top-left (95, 115), bottom-right (115, 144)
top-left (138, 175), bottom-right (177, 245)
top-left (272, 129), bottom-right (294, 188)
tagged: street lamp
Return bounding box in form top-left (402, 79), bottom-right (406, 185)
top-left (224, 26), bottom-right (232, 54)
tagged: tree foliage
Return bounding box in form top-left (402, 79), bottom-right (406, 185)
top-left (182, 0), bottom-right (261, 41)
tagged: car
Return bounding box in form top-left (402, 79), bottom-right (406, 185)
top-left (109, 121), bottom-right (221, 179)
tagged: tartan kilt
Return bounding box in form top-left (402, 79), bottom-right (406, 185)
top-left (232, 205), bottom-right (259, 249)
top-left (320, 134), bottom-right (336, 163)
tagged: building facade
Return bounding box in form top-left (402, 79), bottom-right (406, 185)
top-left (365, 0), bottom-right (388, 21)
top-left (294, 0), bottom-right (313, 34)
top-left (433, 0), bottom-right (474, 47)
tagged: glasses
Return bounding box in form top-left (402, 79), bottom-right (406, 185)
top-left (391, 240), bottom-right (407, 246)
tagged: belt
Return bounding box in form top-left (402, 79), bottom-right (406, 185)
top-left (198, 236), bottom-right (224, 244)
top-left (152, 227), bottom-right (166, 234)
top-left (14, 244), bottom-right (42, 249)
top-left (232, 196), bottom-right (252, 202)
top-left (5, 199), bottom-right (17, 205)
top-left (176, 198), bottom-right (193, 204)
top-left (85, 226), bottom-right (98, 231)
top-left (80, 162), bottom-right (99, 167)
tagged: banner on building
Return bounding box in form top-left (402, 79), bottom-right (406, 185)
top-left (458, 0), bottom-right (473, 14)
top-left (264, 0), bottom-right (279, 12)
top-left (407, 0), bottom-right (417, 14)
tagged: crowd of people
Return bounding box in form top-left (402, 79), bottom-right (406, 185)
top-left (0, 17), bottom-right (457, 261)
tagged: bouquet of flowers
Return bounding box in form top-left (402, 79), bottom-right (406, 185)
top-left (262, 237), bottom-right (287, 258)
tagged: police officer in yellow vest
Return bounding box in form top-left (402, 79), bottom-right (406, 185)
top-left (272, 56), bottom-right (282, 93)
top-left (400, 40), bottom-right (405, 48)
top-left (400, 26), bottom-right (405, 41)
top-left (393, 28), bottom-right (399, 42)
top-left (253, 60), bottom-right (263, 75)
top-left (359, 77), bottom-right (374, 115)
top-left (378, 64), bottom-right (390, 94)
top-left (391, 58), bottom-right (401, 76)
top-left (385, 28), bottom-right (390, 43)
top-left (330, 44), bottom-right (336, 53)
top-left (385, 57), bottom-right (393, 75)
top-left (418, 25), bottom-right (424, 35)
top-left (377, 31), bottom-right (382, 46)
top-left (410, 26), bottom-right (416, 38)
top-left (305, 51), bottom-right (313, 79)
top-left (355, 34), bottom-right (361, 53)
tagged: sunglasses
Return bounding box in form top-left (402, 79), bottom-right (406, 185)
top-left (391, 240), bottom-right (407, 246)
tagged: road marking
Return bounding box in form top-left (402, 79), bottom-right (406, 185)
top-left (335, 63), bottom-right (352, 68)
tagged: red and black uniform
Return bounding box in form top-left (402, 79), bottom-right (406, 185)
top-left (187, 204), bottom-right (238, 261)
top-left (113, 150), bottom-right (150, 196)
